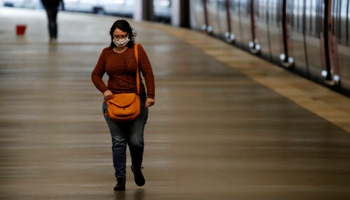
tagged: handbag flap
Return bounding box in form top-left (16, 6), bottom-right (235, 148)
top-left (108, 93), bottom-right (137, 108)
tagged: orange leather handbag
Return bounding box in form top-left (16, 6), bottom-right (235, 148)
top-left (104, 44), bottom-right (141, 122)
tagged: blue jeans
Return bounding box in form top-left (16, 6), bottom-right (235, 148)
top-left (103, 94), bottom-right (148, 179)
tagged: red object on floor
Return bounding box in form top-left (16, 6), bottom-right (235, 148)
top-left (16, 25), bottom-right (26, 35)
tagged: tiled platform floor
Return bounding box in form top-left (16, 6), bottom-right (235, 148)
top-left (1, 7), bottom-right (350, 200)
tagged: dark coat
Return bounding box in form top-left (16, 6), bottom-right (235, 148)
top-left (41, 0), bottom-right (63, 8)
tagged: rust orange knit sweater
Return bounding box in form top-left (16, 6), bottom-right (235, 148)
top-left (91, 44), bottom-right (155, 99)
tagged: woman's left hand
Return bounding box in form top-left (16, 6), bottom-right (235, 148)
top-left (145, 98), bottom-right (155, 109)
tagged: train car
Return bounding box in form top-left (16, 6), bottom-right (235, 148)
top-left (190, 0), bottom-right (350, 95)
top-left (154, 0), bottom-right (171, 22)
top-left (63, 0), bottom-right (133, 15)
top-left (64, 0), bottom-right (99, 13)
top-left (3, 0), bottom-right (40, 9)
top-left (63, 0), bottom-right (171, 20)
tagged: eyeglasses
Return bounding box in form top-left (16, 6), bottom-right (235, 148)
top-left (114, 34), bottom-right (128, 39)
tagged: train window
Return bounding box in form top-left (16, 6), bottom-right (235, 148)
top-left (343, 0), bottom-right (348, 45)
top-left (338, 0), bottom-right (343, 45)
top-left (277, 0), bottom-right (283, 24)
top-left (287, 0), bottom-right (294, 31)
top-left (218, 0), bottom-right (224, 9)
top-left (256, 0), bottom-right (265, 23)
top-left (316, 0), bottom-right (324, 39)
top-left (262, 0), bottom-right (268, 23)
top-left (245, 0), bottom-right (251, 16)
top-left (256, 0), bottom-right (260, 22)
top-left (275, 0), bottom-right (279, 25)
top-left (299, 0), bottom-right (304, 33)
top-left (318, 0), bottom-right (325, 38)
top-left (268, 0), bottom-right (279, 26)
top-left (296, 0), bottom-right (300, 32)
top-left (255, 0), bottom-right (260, 19)
top-left (332, 0), bottom-right (341, 44)
top-left (300, 0), bottom-right (303, 31)
top-left (240, 0), bottom-right (245, 16)
top-left (295, 0), bottom-right (299, 32)
top-left (231, 0), bottom-right (239, 12)
top-left (305, 0), bottom-right (312, 35)
top-left (310, 0), bottom-right (317, 37)
top-left (291, 0), bottom-right (296, 31)
top-left (268, 0), bottom-right (274, 24)
top-left (293, 0), bottom-right (303, 33)
top-left (312, 0), bottom-right (318, 37)
top-left (231, 0), bottom-right (235, 10)
top-left (287, 0), bottom-right (303, 33)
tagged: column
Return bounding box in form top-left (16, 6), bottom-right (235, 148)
top-left (171, 0), bottom-right (190, 28)
top-left (133, 0), bottom-right (154, 22)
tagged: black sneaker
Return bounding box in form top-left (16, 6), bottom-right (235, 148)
top-left (114, 177), bottom-right (126, 191)
top-left (131, 165), bottom-right (145, 186)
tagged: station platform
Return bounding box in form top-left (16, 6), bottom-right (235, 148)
top-left (1, 7), bottom-right (350, 200)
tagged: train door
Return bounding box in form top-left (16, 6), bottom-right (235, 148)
top-left (217, 0), bottom-right (231, 40)
top-left (276, 0), bottom-right (294, 67)
top-left (192, 0), bottom-right (206, 31)
top-left (304, 0), bottom-right (324, 79)
top-left (229, 0), bottom-right (244, 46)
top-left (205, 0), bottom-right (221, 35)
top-left (218, 0), bottom-right (236, 43)
top-left (321, 0), bottom-right (340, 85)
top-left (254, 0), bottom-right (271, 59)
top-left (266, 0), bottom-right (283, 64)
top-left (239, 0), bottom-right (253, 51)
top-left (331, 0), bottom-right (349, 88)
top-left (247, 0), bottom-right (260, 53)
top-left (284, 0), bottom-right (308, 74)
top-left (304, 0), bottom-right (340, 84)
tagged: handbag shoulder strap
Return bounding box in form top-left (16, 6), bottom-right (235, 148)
top-left (134, 43), bottom-right (140, 95)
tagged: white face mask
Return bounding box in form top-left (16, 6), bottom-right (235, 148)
top-left (113, 38), bottom-right (130, 47)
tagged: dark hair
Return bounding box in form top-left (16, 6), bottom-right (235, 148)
top-left (109, 20), bottom-right (137, 49)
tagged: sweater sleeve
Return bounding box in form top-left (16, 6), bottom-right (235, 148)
top-left (137, 44), bottom-right (155, 99)
top-left (91, 48), bottom-right (109, 94)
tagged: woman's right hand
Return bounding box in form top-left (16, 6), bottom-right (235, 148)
top-left (104, 90), bottom-right (114, 100)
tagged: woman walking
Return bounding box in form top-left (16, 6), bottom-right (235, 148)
top-left (91, 19), bottom-right (155, 191)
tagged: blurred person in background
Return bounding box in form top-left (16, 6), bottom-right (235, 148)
top-left (41, 0), bottom-right (64, 42)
